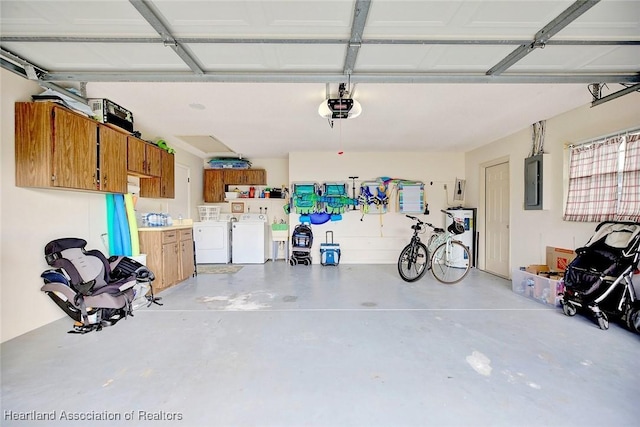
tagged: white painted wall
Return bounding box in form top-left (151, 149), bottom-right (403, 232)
top-left (1, 69), bottom-right (102, 342)
top-left (0, 69), bottom-right (205, 342)
top-left (288, 151), bottom-right (466, 263)
top-left (465, 91), bottom-right (640, 276)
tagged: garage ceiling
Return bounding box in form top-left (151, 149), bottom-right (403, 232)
top-left (2, 0), bottom-right (639, 159)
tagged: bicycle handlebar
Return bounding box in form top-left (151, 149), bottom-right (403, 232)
top-left (406, 214), bottom-right (445, 233)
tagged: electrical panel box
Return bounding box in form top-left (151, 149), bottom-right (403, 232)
top-left (524, 154), bottom-right (543, 210)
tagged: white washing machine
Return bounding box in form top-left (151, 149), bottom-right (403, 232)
top-left (232, 213), bottom-right (269, 264)
top-left (193, 213), bottom-right (234, 264)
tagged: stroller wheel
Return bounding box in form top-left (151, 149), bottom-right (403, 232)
top-left (626, 307), bottom-right (640, 333)
top-left (562, 301), bottom-right (577, 317)
top-left (596, 312), bottom-right (609, 330)
top-left (290, 258), bottom-right (297, 266)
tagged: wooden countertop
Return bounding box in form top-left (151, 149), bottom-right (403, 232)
top-left (138, 224), bottom-right (193, 232)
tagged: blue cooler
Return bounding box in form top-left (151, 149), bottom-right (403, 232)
top-left (320, 231), bottom-right (341, 266)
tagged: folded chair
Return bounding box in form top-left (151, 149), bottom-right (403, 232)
top-left (41, 238), bottom-right (160, 334)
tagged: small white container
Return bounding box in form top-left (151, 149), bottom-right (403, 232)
top-left (225, 192), bottom-right (239, 199)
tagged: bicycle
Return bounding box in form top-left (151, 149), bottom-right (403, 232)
top-left (397, 210), bottom-right (471, 284)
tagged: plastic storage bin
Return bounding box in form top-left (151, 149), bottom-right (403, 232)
top-left (512, 269), bottom-right (564, 307)
top-left (198, 205), bottom-right (220, 222)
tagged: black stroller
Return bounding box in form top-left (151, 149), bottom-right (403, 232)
top-left (560, 221), bottom-right (640, 331)
top-left (289, 223), bottom-right (313, 266)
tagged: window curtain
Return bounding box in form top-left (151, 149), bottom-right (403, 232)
top-left (618, 133), bottom-right (640, 221)
top-left (564, 137), bottom-right (621, 222)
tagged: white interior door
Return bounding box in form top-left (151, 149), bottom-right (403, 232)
top-left (168, 163), bottom-right (190, 220)
top-left (485, 162), bottom-right (510, 277)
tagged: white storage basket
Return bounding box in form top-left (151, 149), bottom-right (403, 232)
top-left (198, 205), bottom-right (221, 221)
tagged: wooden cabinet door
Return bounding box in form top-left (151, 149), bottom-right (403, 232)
top-left (127, 136), bottom-right (146, 175)
top-left (146, 144), bottom-right (162, 177)
top-left (179, 230), bottom-right (194, 280)
top-left (15, 102), bottom-right (52, 188)
top-left (138, 231), bottom-right (163, 289)
top-left (244, 169), bottom-right (266, 185)
top-left (204, 169), bottom-right (225, 202)
top-left (223, 169), bottom-right (244, 184)
top-left (53, 107), bottom-right (98, 190)
top-left (99, 125), bottom-right (127, 193)
top-left (139, 176), bottom-right (160, 198)
top-left (162, 242), bottom-right (180, 288)
top-left (160, 151), bottom-right (175, 198)
top-left (128, 137), bottom-right (162, 177)
top-left (139, 150), bottom-right (174, 198)
top-left (222, 169), bottom-right (266, 185)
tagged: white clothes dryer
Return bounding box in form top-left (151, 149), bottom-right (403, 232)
top-left (193, 213), bottom-right (234, 264)
top-left (232, 213), bottom-right (269, 264)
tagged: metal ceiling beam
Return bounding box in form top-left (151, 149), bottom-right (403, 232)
top-left (343, 0), bottom-right (371, 75)
top-left (0, 47), bottom-right (88, 102)
top-left (129, 0), bottom-right (204, 75)
top-left (0, 47), bottom-right (46, 75)
top-left (41, 71), bottom-right (640, 84)
top-left (486, 0), bottom-right (601, 76)
top-left (592, 83), bottom-right (640, 107)
top-left (3, 35), bottom-right (639, 46)
top-left (1, 57), bottom-right (28, 78)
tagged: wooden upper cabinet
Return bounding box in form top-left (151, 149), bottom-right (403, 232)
top-left (127, 136), bottom-right (161, 177)
top-left (204, 169), bottom-right (225, 202)
top-left (160, 151), bottom-right (175, 198)
top-left (99, 125), bottom-right (128, 193)
top-left (15, 102), bottom-right (52, 188)
top-left (203, 168), bottom-right (267, 202)
top-left (53, 107), bottom-right (98, 190)
top-left (243, 169), bottom-right (266, 185)
top-left (139, 150), bottom-right (175, 199)
top-left (146, 144), bottom-right (162, 177)
top-left (223, 169), bottom-right (266, 185)
top-left (15, 101), bottom-right (170, 196)
top-left (127, 136), bottom-right (146, 175)
top-left (222, 169), bottom-right (244, 184)
top-left (15, 102), bottom-right (108, 191)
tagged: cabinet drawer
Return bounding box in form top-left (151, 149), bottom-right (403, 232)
top-left (179, 229), bottom-right (193, 241)
top-left (162, 231), bottom-right (178, 244)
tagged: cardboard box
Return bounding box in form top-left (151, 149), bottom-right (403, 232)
top-left (512, 269), bottom-right (564, 307)
top-left (546, 246), bottom-right (577, 271)
top-left (525, 264), bottom-right (549, 275)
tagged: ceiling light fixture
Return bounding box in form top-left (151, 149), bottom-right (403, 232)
top-left (318, 83), bottom-right (362, 125)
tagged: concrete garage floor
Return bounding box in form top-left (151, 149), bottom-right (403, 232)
top-left (2, 263), bottom-right (639, 427)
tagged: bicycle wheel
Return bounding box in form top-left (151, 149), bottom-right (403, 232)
top-left (397, 242), bottom-right (428, 282)
top-left (430, 240), bottom-right (470, 284)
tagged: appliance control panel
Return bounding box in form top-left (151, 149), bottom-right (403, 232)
top-left (240, 213), bottom-right (268, 222)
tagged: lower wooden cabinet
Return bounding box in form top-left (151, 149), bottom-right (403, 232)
top-left (139, 226), bottom-right (194, 291)
top-left (179, 228), bottom-right (195, 279)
